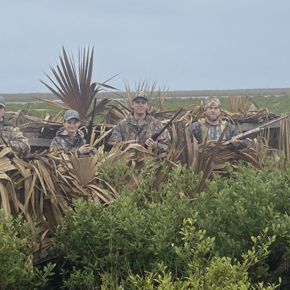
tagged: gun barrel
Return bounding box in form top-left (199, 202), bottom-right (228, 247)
top-left (222, 115), bottom-right (288, 145)
top-left (158, 108), bottom-right (183, 136)
top-left (144, 108), bottom-right (183, 149)
top-left (86, 98), bottom-right (97, 144)
top-left (258, 114), bottom-right (288, 128)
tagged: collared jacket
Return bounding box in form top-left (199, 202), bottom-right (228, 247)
top-left (108, 114), bottom-right (170, 153)
top-left (0, 117), bottom-right (30, 154)
top-left (50, 127), bottom-right (86, 154)
top-left (187, 118), bottom-right (249, 148)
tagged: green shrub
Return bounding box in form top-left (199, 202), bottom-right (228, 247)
top-left (53, 158), bottom-right (290, 288)
top-left (194, 161), bottom-right (290, 283)
top-left (0, 209), bottom-right (55, 289)
top-left (128, 218), bottom-right (280, 290)
top-left (54, 190), bottom-right (193, 288)
top-left (53, 159), bottom-right (197, 288)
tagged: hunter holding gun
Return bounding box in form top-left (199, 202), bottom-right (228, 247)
top-left (108, 91), bottom-right (171, 153)
top-left (50, 109), bottom-right (92, 155)
top-left (187, 96), bottom-right (251, 148)
top-left (0, 96), bottom-right (30, 154)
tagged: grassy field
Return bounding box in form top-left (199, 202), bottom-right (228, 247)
top-left (3, 90), bottom-right (290, 122)
top-left (162, 95), bottom-right (290, 115)
top-left (2, 87), bottom-right (290, 103)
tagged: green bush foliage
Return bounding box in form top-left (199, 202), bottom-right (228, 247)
top-left (53, 190), bottom-right (194, 288)
top-left (53, 160), bottom-right (201, 288)
top-left (0, 209), bottom-right (55, 289)
top-left (52, 158), bottom-right (289, 288)
top-left (194, 160), bottom-right (290, 284)
top-left (3, 155), bottom-right (290, 288)
top-left (129, 218), bottom-right (279, 290)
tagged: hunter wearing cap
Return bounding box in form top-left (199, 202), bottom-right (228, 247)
top-left (108, 91), bottom-right (170, 153)
top-left (187, 96), bottom-right (249, 148)
top-left (0, 96), bottom-right (30, 154)
top-left (50, 109), bottom-right (92, 154)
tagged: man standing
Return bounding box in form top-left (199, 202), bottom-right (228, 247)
top-left (187, 96), bottom-right (248, 147)
top-left (0, 96), bottom-right (30, 154)
top-left (50, 109), bottom-right (92, 154)
top-left (108, 91), bottom-right (170, 153)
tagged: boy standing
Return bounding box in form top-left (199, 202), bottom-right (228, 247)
top-left (50, 110), bottom-right (91, 154)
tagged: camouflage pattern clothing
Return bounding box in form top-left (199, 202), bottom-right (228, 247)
top-left (187, 118), bottom-right (248, 148)
top-left (108, 114), bottom-right (170, 153)
top-left (0, 117), bottom-right (30, 154)
top-left (50, 127), bottom-right (86, 154)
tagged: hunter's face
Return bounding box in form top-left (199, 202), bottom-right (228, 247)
top-left (63, 118), bottom-right (80, 136)
top-left (131, 98), bottom-right (149, 118)
top-left (205, 105), bottom-right (221, 123)
top-left (0, 107), bottom-right (5, 120)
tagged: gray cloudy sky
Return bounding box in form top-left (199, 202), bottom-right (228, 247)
top-left (0, 0), bottom-right (289, 93)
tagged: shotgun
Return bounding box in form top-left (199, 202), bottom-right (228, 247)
top-left (144, 108), bottom-right (183, 149)
top-left (86, 98), bottom-right (97, 144)
top-left (223, 115), bottom-right (288, 145)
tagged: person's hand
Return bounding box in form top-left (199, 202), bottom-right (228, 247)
top-left (145, 138), bottom-right (158, 149)
top-left (230, 138), bottom-right (242, 147)
top-left (78, 144), bottom-right (92, 154)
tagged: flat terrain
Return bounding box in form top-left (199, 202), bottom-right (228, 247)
top-left (2, 88), bottom-right (290, 121)
top-left (2, 87), bottom-right (290, 103)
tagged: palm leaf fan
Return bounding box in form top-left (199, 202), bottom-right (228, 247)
top-left (40, 46), bottom-right (118, 120)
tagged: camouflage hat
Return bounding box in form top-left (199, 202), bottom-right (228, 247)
top-left (131, 91), bottom-right (149, 102)
top-left (204, 96), bottom-right (221, 111)
top-left (64, 110), bottom-right (80, 121)
top-left (0, 96), bottom-right (6, 108)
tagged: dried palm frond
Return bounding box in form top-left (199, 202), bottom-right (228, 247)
top-left (92, 126), bottom-right (114, 148)
top-left (104, 101), bottom-right (132, 125)
top-left (227, 95), bottom-right (257, 114)
top-left (40, 46), bottom-right (118, 120)
top-left (124, 79), bottom-right (169, 114)
top-left (0, 148), bottom-right (120, 262)
top-left (7, 109), bottom-right (21, 126)
top-left (278, 113), bottom-right (290, 162)
top-left (228, 96), bottom-right (247, 113)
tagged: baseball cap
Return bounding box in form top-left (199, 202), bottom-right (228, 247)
top-left (204, 96), bottom-right (221, 111)
top-left (131, 91), bottom-right (149, 102)
top-left (0, 96), bottom-right (6, 108)
top-left (64, 110), bottom-right (80, 121)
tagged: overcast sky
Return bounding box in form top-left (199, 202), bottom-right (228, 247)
top-left (0, 0), bottom-right (289, 93)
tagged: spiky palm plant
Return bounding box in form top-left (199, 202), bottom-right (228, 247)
top-left (40, 46), bottom-right (117, 120)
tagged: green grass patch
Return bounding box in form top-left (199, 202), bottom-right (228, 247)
top-left (3, 95), bottom-right (290, 123)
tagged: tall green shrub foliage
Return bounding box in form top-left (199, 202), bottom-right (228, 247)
top-left (54, 194), bottom-right (193, 287)
top-left (0, 209), bottom-right (55, 289)
top-left (129, 218), bottom-right (279, 290)
top-left (195, 160), bottom-right (290, 284)
top-left (53, 159), bottom-right (289, 288)
top-left (54, 162), bottom-right (198, 288)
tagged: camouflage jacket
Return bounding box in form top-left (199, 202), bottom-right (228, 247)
top-left (187, 118), bottom-right (248, 148)
top-left (0, 117), bottom-right (30, 154)
top-left (108, 114), bottom-right (171, 153)
top-left (50, 127), bottom-right (86, 154)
